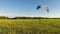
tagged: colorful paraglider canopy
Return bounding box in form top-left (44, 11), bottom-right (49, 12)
top-left (37, 5), bottom-right (49, 12)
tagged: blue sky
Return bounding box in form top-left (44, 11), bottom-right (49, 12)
top-left (0, 0), bottom-right (60, 18)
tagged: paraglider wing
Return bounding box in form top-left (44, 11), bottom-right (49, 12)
top-left (41, 5), bottom-right (49, 12)
top-left (37, 5), bottom-right (41, 10)
top-left (37, 5), bottom-right (49, 12)
top-left (47, 8), bottom-right (49, 12)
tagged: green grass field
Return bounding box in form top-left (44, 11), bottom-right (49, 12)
top-left (0, 19), bottom-right (60, 34)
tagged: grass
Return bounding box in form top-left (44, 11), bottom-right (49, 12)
top-left (0, 19), bottom-right (60, 34)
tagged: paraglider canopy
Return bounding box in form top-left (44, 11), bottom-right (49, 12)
top-left (37, 5), bottom-right (49, 13)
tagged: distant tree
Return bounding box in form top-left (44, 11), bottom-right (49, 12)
top-left (0, 16), bottom-right (8, 19)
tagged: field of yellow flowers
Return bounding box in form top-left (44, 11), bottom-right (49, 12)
top-left (0, 19), bottom-right (60, 34)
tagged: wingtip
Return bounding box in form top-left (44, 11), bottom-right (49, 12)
top-left (47, 9), bottom-right (49, 13)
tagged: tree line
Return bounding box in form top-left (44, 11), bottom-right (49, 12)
top-left (0, 16), bottom-right (43, 19)
top-left (0, 16), bottom-right (59, 19)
